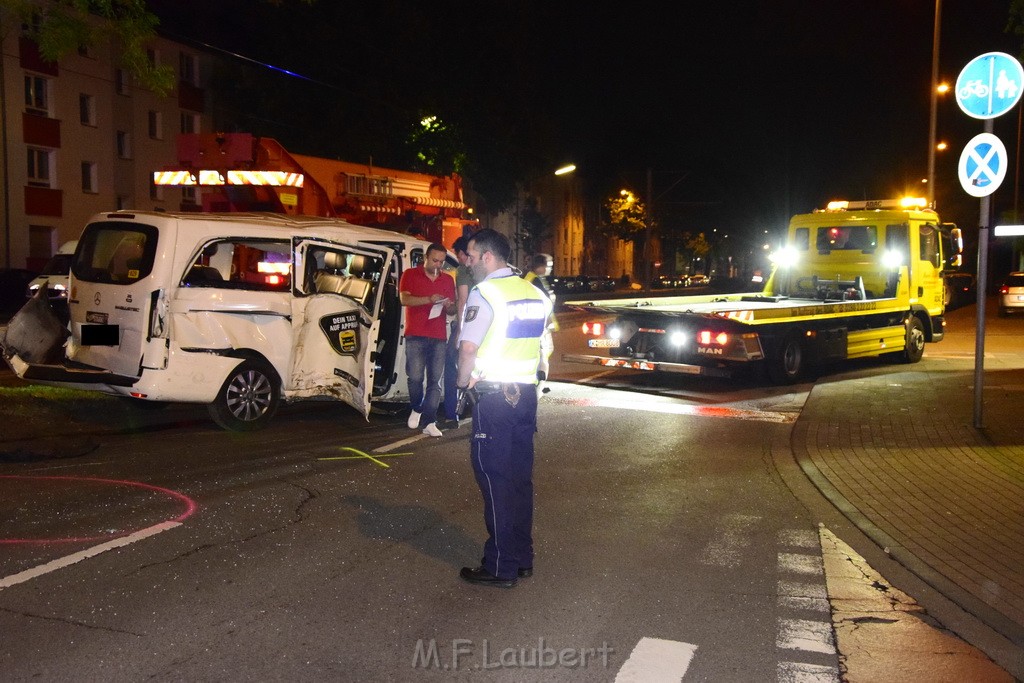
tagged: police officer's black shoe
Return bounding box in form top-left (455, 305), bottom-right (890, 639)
top-left (460, 566), bottom-right (516, 588)
top-left (518, 567), bottom-right (533, 579)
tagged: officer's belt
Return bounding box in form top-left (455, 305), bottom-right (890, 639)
top-left (474, 381), bottom-right (532, 394)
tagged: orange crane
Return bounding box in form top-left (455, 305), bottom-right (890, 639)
top-left (153, 133), bottom-right (477, 246)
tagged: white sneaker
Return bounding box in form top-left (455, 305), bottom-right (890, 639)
top-left (407, 410), bottom-right (421, 429)
top-left (422, 423), bottom-right (442, 437)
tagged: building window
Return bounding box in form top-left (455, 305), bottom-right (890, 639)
top-left (180, 111), bottom-right (199, 134)
top-left (115, 68), bottom-right (129, 95)
top-left (146, 47), bottom-right (159, 67)
top-left (79, 93), bottom-right (96, 126)
top-left (182, 186), bottom-right (198, 204)
top-left (24, 74), bottom-right (49, 115)
top-left (116, 195), bottom-right (130, 210)
top-left (116, 131), bottom-right (132, 159)
top-left (150, 182), bottom-right (163, 201)
top-left (77, 44), bottom-right (91, 58)
top-left (148, 110), bottom-right (163, 139)
top-left (27, 147), bottom-right (53, 187)
top-left (81, 162), bottom-right (98, 193)
top-left (179, 52), bottom-right (198, 86)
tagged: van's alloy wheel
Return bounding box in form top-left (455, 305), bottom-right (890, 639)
top-left (207, 360), bottom-right (280, 431)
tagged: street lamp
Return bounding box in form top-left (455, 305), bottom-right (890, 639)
top-left (926, 0), bottom-right (942, 206)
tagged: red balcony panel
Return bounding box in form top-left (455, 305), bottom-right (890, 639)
top-left (19, 37), bottom-right (58, 76)
top-left (178, 81), bottom-right (205, 113)
top-left (22, 113), bottom-right (61, 148)
top-left (24, 186), bottom-right (63, 217)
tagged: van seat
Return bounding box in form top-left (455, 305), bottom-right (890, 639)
top-left (185, 265), bottom-right (224, 286)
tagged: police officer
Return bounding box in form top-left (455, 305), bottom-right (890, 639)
top-left (456, 229), bottom-right (552, 588)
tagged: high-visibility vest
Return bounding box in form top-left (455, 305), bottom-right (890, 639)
top-left (472, 275), bottom-right (552, 384)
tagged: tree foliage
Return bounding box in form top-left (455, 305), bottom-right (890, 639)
top-left (406, 114), bottom-right (468, 177)
top-left (517, 196), bottom-right (550, 258)
top-left (1, 0), bottom-right (174, 94)
top-left (599, 190), bottom-right (649, 242)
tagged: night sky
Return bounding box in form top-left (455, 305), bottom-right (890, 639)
top-left (150, 0), bottom-right (1020, 239)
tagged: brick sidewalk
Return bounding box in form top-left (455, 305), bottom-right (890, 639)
top-left (792, 354), bottom-right (1024, 677)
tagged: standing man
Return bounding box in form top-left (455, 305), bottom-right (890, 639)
top-left (440, 236), bottom-right (476, 430)
top-left (456, 229), bottom-right (552, 588)
top-left (400, 242), bottom-right (456, 437)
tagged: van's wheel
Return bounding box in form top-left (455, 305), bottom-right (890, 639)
top-left (766, 332), bottom-right (804, 384)
top-left (901, 316), bottom-right (926, 364)
top-left (208, 360), bottom-right (280, 431)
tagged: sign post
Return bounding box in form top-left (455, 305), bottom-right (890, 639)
top-left (955, 52), bottom-right (1024, 428)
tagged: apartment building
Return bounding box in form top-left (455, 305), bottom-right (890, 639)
top-left (1, 20), bottom-right (213, 269)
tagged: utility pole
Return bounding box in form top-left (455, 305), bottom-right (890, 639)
top-left (926, 0), bottom-right (941, 206)
top-left (644, 167), bottom-right (654, 290)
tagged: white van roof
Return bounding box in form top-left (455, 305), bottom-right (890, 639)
top-left (93, 211), bottom-right (433, 248)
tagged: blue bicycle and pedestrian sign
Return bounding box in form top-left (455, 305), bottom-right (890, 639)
top-left (958, 133), bottom-right (1007, 197)
top-left (955, 52), bottom-right (1024, 119)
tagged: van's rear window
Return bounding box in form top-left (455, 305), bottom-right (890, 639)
top-left (72, 221), bottom-right (158, 284)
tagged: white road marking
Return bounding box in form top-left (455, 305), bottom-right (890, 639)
top-left (0, 521), bottom-right (181, 590)
top-left (777, 580), bottom-right (827, 601)
top-left (777, 660), bottom-right (840, 682)
top-left (777, 618), bottom-right (836, 655)
top-left (778, 552), bottom-right (823, 576)
top-left (778, 595), bottom-right (830, 613)
top-left (777, 529), bottom-right (818, 548)
top-left (615, 637), bottom-right (697, 682)
top-left (373, 434), bottom-right (429, 452)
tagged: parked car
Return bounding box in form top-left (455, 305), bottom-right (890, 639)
top-left (687, 273), bottom-right (710, 286)
top-left (26, 240), bottom-right (77, 302)
top-left (0, 268), bottom-right (38, 321)
top-left (943, 272), bottom-right (975, 308)
top-left (998, 271), bottom-right (1024, 316)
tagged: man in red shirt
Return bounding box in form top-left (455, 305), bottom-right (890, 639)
top-left (400, 243), bottom-right (456, 436)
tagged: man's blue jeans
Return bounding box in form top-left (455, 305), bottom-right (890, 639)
top-left (405, 336), bottom-right (447, 427)
top-left (443, 322), bottom-right (460, 421)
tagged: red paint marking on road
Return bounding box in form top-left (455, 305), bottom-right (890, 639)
top-left (0, 475), bottom-right (198, 545)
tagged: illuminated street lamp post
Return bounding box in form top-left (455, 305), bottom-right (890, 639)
top-left (926, 0), bottom-right (942, 206)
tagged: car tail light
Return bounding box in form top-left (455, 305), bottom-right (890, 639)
top-left (698, 330), bottom-right (729, 346)
top-left (582, 321), bottom-right (604, 336)
top-left (1000, 285), bottom-right (1009, 294)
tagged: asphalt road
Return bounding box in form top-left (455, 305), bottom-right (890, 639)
top-left (0, 294), bottom-right (1016, 680)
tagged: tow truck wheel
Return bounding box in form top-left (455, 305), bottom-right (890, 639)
top-left (901, 316), bottom-right (926, 364)
top-left (766, 333), bottom-right (804, 384)
top-left (207, 360), bottom-right (281, 431)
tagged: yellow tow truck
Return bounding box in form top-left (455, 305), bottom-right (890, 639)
top-left (564, 198), bottom-right (962, 383)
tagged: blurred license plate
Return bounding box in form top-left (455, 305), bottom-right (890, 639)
top-left (588, 339), bottom-right (619, 348)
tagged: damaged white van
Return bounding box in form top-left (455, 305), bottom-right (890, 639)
top-left (1, 211), bottom-right (444, 430)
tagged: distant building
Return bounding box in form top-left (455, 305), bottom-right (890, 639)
top-left (1, 17), bottom-right (214, 269)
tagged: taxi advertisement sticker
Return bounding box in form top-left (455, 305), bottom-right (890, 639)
top-left (319, 311), bottom-right (360, 356)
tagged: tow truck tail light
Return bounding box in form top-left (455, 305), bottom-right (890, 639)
top-left (582, 321), bottom-right (604, 336)
top-left (698, 330), bottom-right (729, 346)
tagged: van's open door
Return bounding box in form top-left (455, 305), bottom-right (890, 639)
top-left (290, 239), bottom-right (395, 417)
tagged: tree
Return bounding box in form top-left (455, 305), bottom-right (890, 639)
top-left (406, 114), bottom-right (468, 177)
top-left (517, 196), bottom-right (550, 258)
top-left (1, 0), bottom-right (174, 95)
top-left (682, 232), bottom-right (711, 273)
top-left (599, 190), bottom-right (649, 242)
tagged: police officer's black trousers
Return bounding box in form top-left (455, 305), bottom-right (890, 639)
top-left (470, 383), bottom-right (538, 580)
